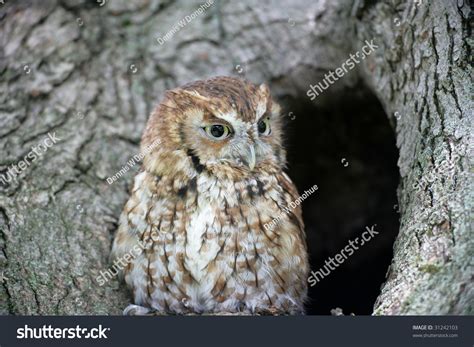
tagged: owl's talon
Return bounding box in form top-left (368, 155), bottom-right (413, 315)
top-left (123, 304), bottom-right (152, 316)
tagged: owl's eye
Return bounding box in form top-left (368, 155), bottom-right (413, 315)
top-left (257, 116), bottom-right (271, 136)
top-left (203, 124), bottom-right (232, 140)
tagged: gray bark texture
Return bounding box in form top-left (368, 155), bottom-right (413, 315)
top-left (0, 0), bottom-right (472, 315)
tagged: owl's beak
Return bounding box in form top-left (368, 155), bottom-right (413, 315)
top-left (245, 144), bottom-right (256, 170)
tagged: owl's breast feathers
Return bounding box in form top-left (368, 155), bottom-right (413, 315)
top-left (112, 165), bottom-right (308, 314)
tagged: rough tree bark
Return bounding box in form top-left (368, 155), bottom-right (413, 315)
top-left (355, 0), bottom-right (473, 315)
top-left (0, 0), bottom-right (471, 315)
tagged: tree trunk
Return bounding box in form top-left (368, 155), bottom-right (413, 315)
top-left (354, 0), bottom-right (473, 315)
top-left (0, 0), bottom-right (471, 315)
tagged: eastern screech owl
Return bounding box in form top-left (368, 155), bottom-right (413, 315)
top-left (111, 76), bottom-right (309, 315)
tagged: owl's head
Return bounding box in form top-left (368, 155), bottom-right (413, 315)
top-left (141, 76), bottom-right (286, 179)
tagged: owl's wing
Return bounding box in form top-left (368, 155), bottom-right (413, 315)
top-left (110, 172), bottom-right (150, 279)
top-left (110, 211), bottom-right (142, 279)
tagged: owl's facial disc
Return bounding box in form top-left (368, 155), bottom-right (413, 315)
top-left (181, 92), bottom-right (280, 174)
top-left (191, 112), bottom-right (274, 173)
top-left (174, 80), bottom-right (282, 175)
top-left (200, 121), bottom-right (256, 169)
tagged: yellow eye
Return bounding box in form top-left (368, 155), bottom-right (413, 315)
top-left (257, 116), bottom-right (271, 136)
top-left (203, 124), bottom-right (232, 140)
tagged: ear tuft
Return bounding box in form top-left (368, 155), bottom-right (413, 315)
top-left (181, 89), bottom-right (212, 102)
top-left (272, 102), bottom-right (281, 116)
top-left (259, 83), bottom-right (270, 99)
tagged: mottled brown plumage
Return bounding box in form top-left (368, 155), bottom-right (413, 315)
top-left (111, 76), bottom-right (309, 315)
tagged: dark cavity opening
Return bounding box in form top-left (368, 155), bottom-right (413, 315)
top-left (280, 85), bottom-right (400, 315)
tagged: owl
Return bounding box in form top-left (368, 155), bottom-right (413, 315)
top-left (111, 76), bottom-right (309, 315)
